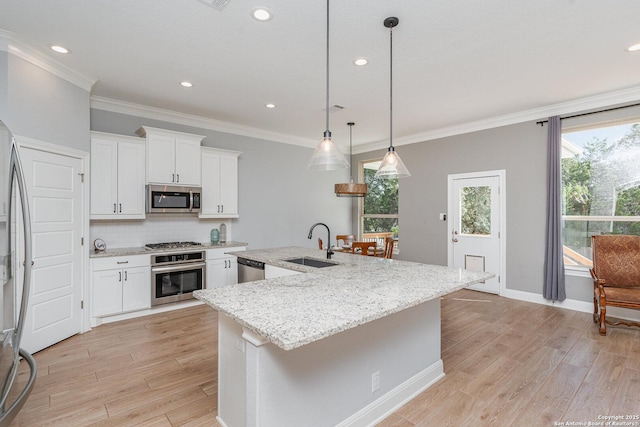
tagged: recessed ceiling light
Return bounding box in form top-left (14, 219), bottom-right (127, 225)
top-left (180, 81), bottom-right (193, 88)
top-left (49, 44), bottom-right (70, 54)
top-left (251, 7), bottom-right (272, 21)
top-left (265, 103), bottom-right (276, 109)
top-left (353, 57), bottom-right (368, 66)
top-left (627, 43), bottom-right (640, 52)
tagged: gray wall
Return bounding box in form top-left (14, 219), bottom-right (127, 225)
top-left (353, 121), bottom-right (594, 302)
top-left (90, 110), bottom-right (352, 250)
top-left (1, 53), bottom-right (90, 150)
top-left (354, 104), bottom-right (640, 304)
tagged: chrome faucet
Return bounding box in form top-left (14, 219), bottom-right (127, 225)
top-left (308, 222), bottom-right (333, 259)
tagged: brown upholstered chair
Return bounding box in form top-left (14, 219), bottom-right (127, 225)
top-left (383, 237), bottom-right (395, 259)
top-left (350, 241), bottom-right (377, 256)
top-left (590, 235), bottom-right (640, 335)
top-left (318, 238), bottom-right (323, 250)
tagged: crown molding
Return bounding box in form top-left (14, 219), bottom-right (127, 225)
top-left (90, 96), bottom-right (317, 148)
top-left (353, 85), bottom-right (640, 154)
top-left (0, 29), bottom-right (96, 92)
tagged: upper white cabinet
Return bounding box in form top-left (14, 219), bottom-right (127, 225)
top-left (90, 132), bottom-right (146, 219)
top-left (200, 147), bottom-right (241, 218)
top-left (136, 126), bottom-right (204, 186)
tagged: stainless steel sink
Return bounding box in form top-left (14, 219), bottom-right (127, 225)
top-left (284, 257), bottom-right (339, 268)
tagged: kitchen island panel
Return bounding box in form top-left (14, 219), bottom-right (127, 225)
top-left (218, 298), bottom-right (442, 427)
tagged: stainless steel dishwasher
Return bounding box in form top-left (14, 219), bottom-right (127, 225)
top-left (237, 257), bottom-right (265, 283)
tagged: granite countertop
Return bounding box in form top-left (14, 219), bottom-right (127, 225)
top-left (194, 246), bottom-right (494, 351)
top-left (89, 241), bottom-right (248, 258)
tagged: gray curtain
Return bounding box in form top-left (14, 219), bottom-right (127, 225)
top-left (543, 116), bottom-right (566, 301)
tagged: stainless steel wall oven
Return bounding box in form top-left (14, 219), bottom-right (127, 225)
top-left (150, 250), bottom-right (205, 306)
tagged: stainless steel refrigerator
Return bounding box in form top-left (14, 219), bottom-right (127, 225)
top-left (0, 121), bottom-right (36, 426)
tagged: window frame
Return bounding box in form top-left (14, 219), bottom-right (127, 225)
top-left (561, 115), bottom-right (640, 276)
top-left (358, 158), bottom-right (399, 239)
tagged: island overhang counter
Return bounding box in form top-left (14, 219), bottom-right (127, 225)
top-left (194, 247), bottom-right (493, 427)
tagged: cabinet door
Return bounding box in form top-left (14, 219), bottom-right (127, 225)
top-left (122, 266), bottom-right (151, 312)
top-left (147, 134), bottom-right (175, 184)
top-left (207, 258), bottom-right (228, 288)
top-left (200, 150), bottom-right (222, 216)
top-left (219, 154), bottom-right (238, 216)
top-left (175, 138), bottom-right (201, 186)
top-left (90, 138), bottom-right (118, 217)
top-left (225, 257), bottom-right (238, 286)
top-left (117, 141), bottom-right (146, 218)
top-left (92, 269), bottom-right (123, 317)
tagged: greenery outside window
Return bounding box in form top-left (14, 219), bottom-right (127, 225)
top-left (360, 160), bottom-right (398, 237)
top-left (562, 120), bottom-right (640, 269)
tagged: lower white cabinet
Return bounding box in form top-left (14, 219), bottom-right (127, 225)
top-left (91, 254), bottom-right (151, 317)
top-left (206, 247), bottom-right (245, 288)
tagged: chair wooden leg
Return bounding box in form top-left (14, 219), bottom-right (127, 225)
top-left (593, 296), bottom-right (599, 323)
top-left (599, 294), bottom-right (607, 335)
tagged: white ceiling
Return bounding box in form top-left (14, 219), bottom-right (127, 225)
top-left (2, 0), bottom-right (640, 152)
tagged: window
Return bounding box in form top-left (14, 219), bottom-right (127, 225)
top-left (360, 160), bottom-right (399, 240)
top-left (561, 120), bottom-right (640, 268)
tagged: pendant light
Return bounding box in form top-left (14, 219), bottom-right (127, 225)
top-left (308, 0), bottom-right (350, 171)
top-left (375, 17), bottom-right (411, 179)
top-left (335, 122), bottom-right (368, 197)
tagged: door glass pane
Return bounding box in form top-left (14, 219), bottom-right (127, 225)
top-left (460, 186), bottom-right (491, 235)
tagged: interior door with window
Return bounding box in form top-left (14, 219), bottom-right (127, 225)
top-left (449, 172), bottom-right (503, 294)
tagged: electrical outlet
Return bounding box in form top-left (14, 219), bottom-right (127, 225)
top-left (371, 371), bottom-right (380, 393)
top-left (234, 337), bottom-right (245, 353)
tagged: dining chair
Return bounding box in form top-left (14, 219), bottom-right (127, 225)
top-left (383, 237), bottom-right (395, 259)
top-left (336, 234), bottom-right (355, 247)
top-left (350, 241), bottom-right (377, 256)
top-left (318, 238), bottom-right (323, 250)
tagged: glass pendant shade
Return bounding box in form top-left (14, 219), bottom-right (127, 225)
top-left (308, 132), bottom-right (350, 171)
top-left (374, 146), bottom-right (411, 178)
top-left (308, 0), bottom-right (349, 171)
top-left (375, 16), bottom-right (411, 179)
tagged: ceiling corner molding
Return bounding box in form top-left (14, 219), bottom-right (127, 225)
top-left (0, 30), bottom-right (97, 92)
top-left (90, 96), bottom-right (316, 148)
top-left (353, 85), bottom-right (640, 155)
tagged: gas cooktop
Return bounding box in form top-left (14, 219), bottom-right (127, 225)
top-left (145, 241), bottom-right (203, 250)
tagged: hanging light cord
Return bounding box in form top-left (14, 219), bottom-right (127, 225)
top-left (324, 0), bottom-right (330, 137)
top-left (348, 122), bottom-right (354, 180)
top-left (389, 23), bottom-right (394, 150)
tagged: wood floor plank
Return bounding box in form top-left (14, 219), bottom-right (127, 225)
top-left (10, 290), bottom-right (639, 426)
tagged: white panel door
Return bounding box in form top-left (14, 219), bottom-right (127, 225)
top-left (19, 147), bottom-right (83, 353)
top-left (450, 174), bottom-right (502, 294)
top-left (174, 138), bottom-right (201, 186)
top-left (146, 134), bottom-right (175, 184)
top-left (201, 150), bottom-right (221, 216)
top-left (89, 137), bottom-right (118, 216)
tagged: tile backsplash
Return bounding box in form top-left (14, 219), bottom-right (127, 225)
top-left (90, 216), bottom-right (233, 248)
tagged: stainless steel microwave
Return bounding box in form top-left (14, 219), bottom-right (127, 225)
top-left (146, 185), bottom-right (201, 214)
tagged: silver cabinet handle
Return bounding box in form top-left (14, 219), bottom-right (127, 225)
top-left (124, 271), bottom-right (127, 281)
top-left (176, 174), bottom-right (179, 183)
top-left (119, 271), bottom-right (122, 282)
top-left (119, 203), bottom-right (122, 213)
top-left (172, 173), bottom-right (175, 182)
top-left (221, 205), bottom-right (224, 213)
top-left (113, 203), bottom-right (117, 213)
top-left (116, 261), bottom-right (129, 264)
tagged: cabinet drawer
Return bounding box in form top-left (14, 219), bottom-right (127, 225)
top-left (92, 254), bottom-right (150, 271)
top-left (206, 246), bottom-right (246, 260)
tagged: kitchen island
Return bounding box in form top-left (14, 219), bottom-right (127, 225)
top-left (194, 247), bottom-right (493, 427)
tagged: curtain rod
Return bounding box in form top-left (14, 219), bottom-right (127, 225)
top-left (536, 102), bottom-right (640, 126)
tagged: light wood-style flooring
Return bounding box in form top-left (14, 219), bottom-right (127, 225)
top-left (10, 289), bottom-right (640, 426)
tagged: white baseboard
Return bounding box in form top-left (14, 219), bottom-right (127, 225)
top-left (501, 288), bottom-right (640, 323)
top-left (90, 299), bottom-right (204, 327)
top-left (337, 360), bottom-right (445, 427)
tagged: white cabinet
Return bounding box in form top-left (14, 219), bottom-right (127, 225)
top-left (91, 254), bottom-right (150, 317)
top-left (136, 126), bottom-right (204, 186)
top-left (90, 132), bottom-right (146, 219)
top-left (206, 247), bottom-right (245, 288)
top-left (200, 147), bottom-right (241, 218)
